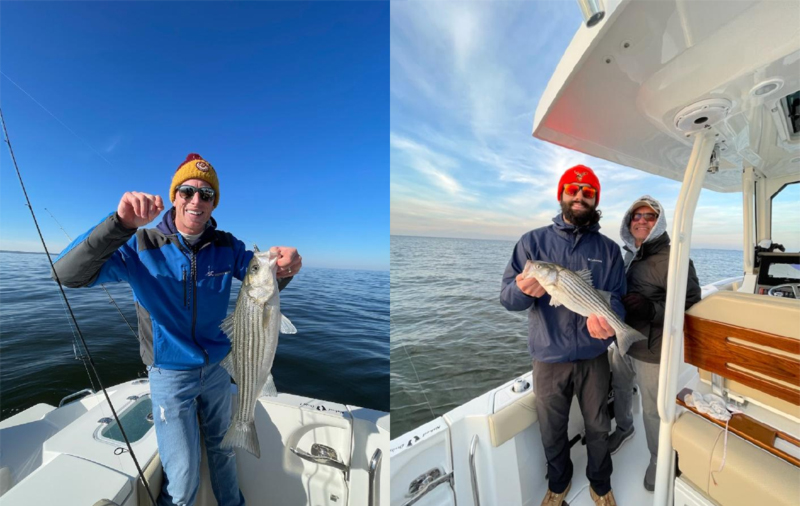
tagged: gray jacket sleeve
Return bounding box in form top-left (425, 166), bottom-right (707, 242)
top-left (52, 213), bottom-right (136, 288)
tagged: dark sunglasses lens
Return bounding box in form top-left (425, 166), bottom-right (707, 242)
top-left (198, 189), bottom-right (213, 202)
top-left (582, 187), bottom-right (596, 198)
top-left (564, 184), bottom-right (579, 196)
top-left (178, 187), bottom-right (196, 199)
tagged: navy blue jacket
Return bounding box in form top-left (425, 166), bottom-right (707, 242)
top-left (53, 210), bottom-right (289, 370)
top-left (500, 214), bottom-right (627, 363)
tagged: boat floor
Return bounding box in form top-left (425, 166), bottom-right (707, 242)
top-left (563, 409), bottom-right (653, 506)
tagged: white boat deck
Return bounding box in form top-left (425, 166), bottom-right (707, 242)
top-left (564, 406), bottom-right (654, 505)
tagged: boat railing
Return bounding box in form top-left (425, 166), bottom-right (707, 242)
top-left (58, 388), bottom-right (95, 408)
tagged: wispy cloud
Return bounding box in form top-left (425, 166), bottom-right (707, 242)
top-left (104, 135), bottom-right (122, 153)
top-left (390, 1), bottom-right (753, 250)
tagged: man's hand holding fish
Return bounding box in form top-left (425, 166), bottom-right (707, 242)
top-left (587, 313), bottom-right (616, 339)
top-left (515, 272), bottom-right (546, 297)
top-left (272, 246), bottom-right (303, 278)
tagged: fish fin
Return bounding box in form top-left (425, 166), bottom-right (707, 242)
top-left (220, 353), bottom-right (237, 383)
top-left (221, 419), bottom-right (261, 459)
top-left (261, 374), bottom-right (278, 397)
top-left (221, 313), bottom-right (235, 340)
top-left (576, 269), bottom-right (593, 286)
top-left (548, 295), bottom-right (562, 307)
top-left (280, 314), bottom-right (297, 334)
top-left (598, 290), bottom-right (613, 305)
top-left (615, 324), bottom-right (649, 355)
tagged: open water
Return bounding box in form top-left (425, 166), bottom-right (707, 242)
top-left (0, 251), bottom-right (389, 420)
top-left (390, 235), bottom-right (743, 437)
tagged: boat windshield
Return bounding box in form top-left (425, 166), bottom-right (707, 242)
top-left (771, 182), bottom-right (800, 253)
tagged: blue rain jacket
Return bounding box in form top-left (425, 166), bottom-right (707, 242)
top-left (53, 210), bottom-right (259, 370)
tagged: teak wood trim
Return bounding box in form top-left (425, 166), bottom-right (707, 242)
top-left (684, 316), bottom-right (800, 406)
top-left (676, 388), bottom-right (800, 468)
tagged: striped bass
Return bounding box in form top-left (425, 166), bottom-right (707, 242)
top-left (219, 246), bottom-right (297, 458)
top-left (521, 260), bottom-right (646, 355)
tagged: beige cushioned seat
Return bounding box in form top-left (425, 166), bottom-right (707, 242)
top-left (673, 412), bottom-right (800, 506)
top-left (488, 392), bottom-right (537, 447)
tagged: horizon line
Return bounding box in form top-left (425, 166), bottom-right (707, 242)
top-left (389, 234), bottom-right (746, 252)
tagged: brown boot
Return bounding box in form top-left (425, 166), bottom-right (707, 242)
top-left (540, 482), bottom-right (571, 506)
top-left (589, 487), bottom-right (617, 506)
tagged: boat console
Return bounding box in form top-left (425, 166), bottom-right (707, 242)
top-left (754, 252), bottom-right (800, 297)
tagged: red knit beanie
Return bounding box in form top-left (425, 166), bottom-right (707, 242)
top-left (557, 164), bottom-right (601, 204)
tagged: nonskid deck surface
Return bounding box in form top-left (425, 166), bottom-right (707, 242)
top-left (559, 410), bottom-right (653, 506)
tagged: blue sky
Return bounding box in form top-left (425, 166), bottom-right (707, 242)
top-left (390, 1), bottom-right (799, 251)
top-left (1, 2), bottom-right (388, 270)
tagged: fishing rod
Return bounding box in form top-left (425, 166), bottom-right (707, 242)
top-left (45, 207), bottom-right (140, 340)
top-left (0, 107), bottom-right (158, 506)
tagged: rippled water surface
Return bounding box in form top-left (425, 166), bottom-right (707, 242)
top-left (0, 251), bottom-right (389, 420)
top-left (390, 235), bottom-right (743, 437)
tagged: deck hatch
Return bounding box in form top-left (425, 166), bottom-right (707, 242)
top-left (98, 394), bottom-right (154, 444)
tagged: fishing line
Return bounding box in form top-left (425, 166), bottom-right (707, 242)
top-left (50, 274), bottom-right (98, 393)
top-left (45, 207), bottom-right (140, 340)
top-left (398, 340), bottom-right (437, 422)
top-left (0, 72), bottom-right (115, 168)
top-left (0, 107), bottom-right (158, 506)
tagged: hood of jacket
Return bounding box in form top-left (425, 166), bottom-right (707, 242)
top-left (620, 195), bottom-right (667, 268)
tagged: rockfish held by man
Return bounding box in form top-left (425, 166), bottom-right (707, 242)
top-left (219, 246), bottom-right (297, 458)
top-left (521, 260), bottom-right (646, 355)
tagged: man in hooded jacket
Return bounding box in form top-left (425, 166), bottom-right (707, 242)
top-left (501, 165), bottom-right (626, 506)
top-left (607, 195), bottom-right (701, 492)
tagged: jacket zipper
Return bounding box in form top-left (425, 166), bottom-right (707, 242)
top-left (182, 268), bottom-right (187, 308)
top-left (190, 244), bottom-right (209, 364)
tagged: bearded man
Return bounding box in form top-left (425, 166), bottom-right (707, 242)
top-left (500, 165), bottom-right (626, 506)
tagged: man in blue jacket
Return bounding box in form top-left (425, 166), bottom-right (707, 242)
top-left (501, 165), bottom-right (625, 506)
top-left (53, 154), bottom-right (302, 506)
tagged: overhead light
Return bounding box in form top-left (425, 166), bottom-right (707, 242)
top-left (750, 79), bottom-right (784, 98)
top-left (674, 98), bottom-right (733, 133)
top-left (576, 0), bottom-right (605, 28)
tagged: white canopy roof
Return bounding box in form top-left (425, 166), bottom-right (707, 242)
top-left (533, 0), bottom-right (800, 193)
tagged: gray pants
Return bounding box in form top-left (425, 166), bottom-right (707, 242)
top-left (533, 354), bottom-right (612, 496)
top-left (608, 344), bottom-right (660, 464)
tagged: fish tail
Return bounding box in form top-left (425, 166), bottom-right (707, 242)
top-left (616, 324), bottom-right (648, 356)
top-left (221, 419), bottom-right (261, 459)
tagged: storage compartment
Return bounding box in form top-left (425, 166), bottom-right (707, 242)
top-left (98, 395), bottom-right (154, 444)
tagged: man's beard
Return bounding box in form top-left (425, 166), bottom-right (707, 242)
top-left (561, 199), bottom-right (600, 227)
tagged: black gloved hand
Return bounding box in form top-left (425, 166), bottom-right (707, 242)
top-left (622, 292), bottom-right (655, 322)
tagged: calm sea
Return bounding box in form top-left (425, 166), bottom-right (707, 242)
top-left (390, 235), bottom-right (743, 437)
top-left (0, 251), bottom-right (389, 420)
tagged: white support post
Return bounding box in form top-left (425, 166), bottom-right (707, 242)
top-left (742, 167), bottom-right (755, 274)
top-left (756, 174), bottom-right (771, 244)
top-left (653, 131), bottom-right (716, 506)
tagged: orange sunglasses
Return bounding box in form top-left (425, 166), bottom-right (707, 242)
top-left (563, 183), bottom-right (597, 199)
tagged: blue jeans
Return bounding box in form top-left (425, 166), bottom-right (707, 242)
top-left (148, 362), bottom-right (245, 506)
